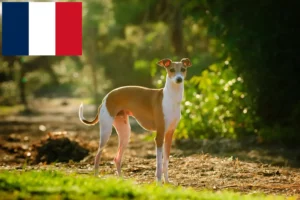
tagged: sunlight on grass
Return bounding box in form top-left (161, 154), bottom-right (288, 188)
top-left (0, 170), bottom-right (294, 200)
top-left (0, 105), bottom-right (25, 115)
top-left (80, 97), bottom-right (93, 104)
top-left (142, 131), bottom-right (156, 142)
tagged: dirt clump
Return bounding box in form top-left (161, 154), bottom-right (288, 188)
top-left (34, 132), bottom-right (89, 164)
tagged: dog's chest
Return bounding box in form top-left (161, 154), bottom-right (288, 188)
top-left (162, 93), bottom-right (181, 131)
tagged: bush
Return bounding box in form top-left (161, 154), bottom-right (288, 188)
top-left (0, 81), bottom-right (19, 106)
top-left (176, 61), bottom-right (257, 140)
top-left (193, 0), bottom-right (300, 144)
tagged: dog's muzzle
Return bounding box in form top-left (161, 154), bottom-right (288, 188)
top-left (176, 77), bottom-right (183, 83)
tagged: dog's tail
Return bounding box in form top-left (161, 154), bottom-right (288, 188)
top-left (79, 103), bottom-right (102, 126)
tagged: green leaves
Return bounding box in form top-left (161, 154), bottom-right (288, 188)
top-left (176, 61), bottom-right (256, 140)
top-left (194, 0), bottom-right (300, 144)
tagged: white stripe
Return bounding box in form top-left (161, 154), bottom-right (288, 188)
top-left (29, 2), bottom-right (55, 56)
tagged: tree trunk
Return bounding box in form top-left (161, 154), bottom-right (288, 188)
top-left (87, 28), bottom-right (100, 107)
top-left (171, 5), bottom-right (185, 57)
top-left (19, 68), bottom-right (29, 111)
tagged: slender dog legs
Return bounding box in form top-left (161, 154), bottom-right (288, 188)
top-left (94, 103), bottom-right (114, 176)
top-left (113, 115), bottom-right (131, 176)
top-left (163, 130), bottom-right (174, 183)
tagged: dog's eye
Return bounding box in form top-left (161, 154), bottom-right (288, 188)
top-left (169, 68), bottom-right (175, 72)
top-left (181, 68), bottom-right (186, 72)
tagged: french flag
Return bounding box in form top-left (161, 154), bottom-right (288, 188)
top-left (2, 2), bottom-right (82, 56)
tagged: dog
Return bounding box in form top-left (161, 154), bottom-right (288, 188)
top-left (79, 58), bottom-right (192, 184)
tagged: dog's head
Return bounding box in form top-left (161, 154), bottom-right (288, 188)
top-left (157, 58), bottom-right (192, 84)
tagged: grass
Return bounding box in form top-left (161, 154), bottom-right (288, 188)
top-left (0, 105), bottom-right (25, 115)
top-left (0, 169), bottom-right (295, 200)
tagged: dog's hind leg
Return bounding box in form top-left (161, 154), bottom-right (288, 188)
top-left (94, 102), bottom-right (114, 177)
top-left (113, 114), bottom-right (131, 177)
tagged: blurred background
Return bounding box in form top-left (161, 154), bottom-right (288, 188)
top-left (1, 0), bottom-right (300, 194)
top-left (0, 0), bottom-right (300, 147)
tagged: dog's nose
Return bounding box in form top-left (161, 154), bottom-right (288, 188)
top-left (176, 77), bottom-right (183, 83)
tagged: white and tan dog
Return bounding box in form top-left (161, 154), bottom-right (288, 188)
top-left (79, 58), bottom-right (192, 184)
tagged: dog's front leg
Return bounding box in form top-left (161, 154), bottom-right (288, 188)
top-left (155, 146), bottom-right (163, 184)
top-left (163, 130), bottom-right (174, 183)
top-left (155, 130), bottom-right (164, 185)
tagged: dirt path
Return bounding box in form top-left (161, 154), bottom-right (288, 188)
top-left (0, 98), bottom-right (300, 196)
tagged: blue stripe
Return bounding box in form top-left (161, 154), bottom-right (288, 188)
top-left (2, 2), bottom-right (29, 56)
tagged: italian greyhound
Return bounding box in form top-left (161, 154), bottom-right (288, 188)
top-left (79, 58), bottom-right (192, 184)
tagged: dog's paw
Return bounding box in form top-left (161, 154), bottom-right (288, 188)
top-left (164, 180), bottom-right (177, 186)
top-left (156, 180), bottom-right (163, 186)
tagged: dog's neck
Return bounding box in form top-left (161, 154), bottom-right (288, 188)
top-left (163, 75), bottom-right (184, 103)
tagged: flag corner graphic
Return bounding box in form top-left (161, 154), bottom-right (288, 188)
top-left (2, 2), bottom-right (82, 56)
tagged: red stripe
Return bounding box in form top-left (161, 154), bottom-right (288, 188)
top-left (55, 2), bottom-right (82, 56)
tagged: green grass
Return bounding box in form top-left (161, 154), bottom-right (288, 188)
top-left (0, 170), bottom-right (294, 200)
top-left (0, 105), bottom-right (25, 115)
top-left (80, 97), bottom-right (94, 105)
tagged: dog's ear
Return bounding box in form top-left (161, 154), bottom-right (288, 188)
top-left (157, 58), bottom-right (172, 68)
top-left (181, 58), bottom-right (192, 67)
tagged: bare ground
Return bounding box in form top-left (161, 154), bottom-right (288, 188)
top-left (0, 98), bottom-right (300, 197)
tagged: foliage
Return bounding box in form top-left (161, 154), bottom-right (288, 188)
top-left (0, 81), bottom-right (19, 105)
top-left (0, 170), bottom-right (289, 200)
top-left (188, 0), bottom-right (300, 143)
